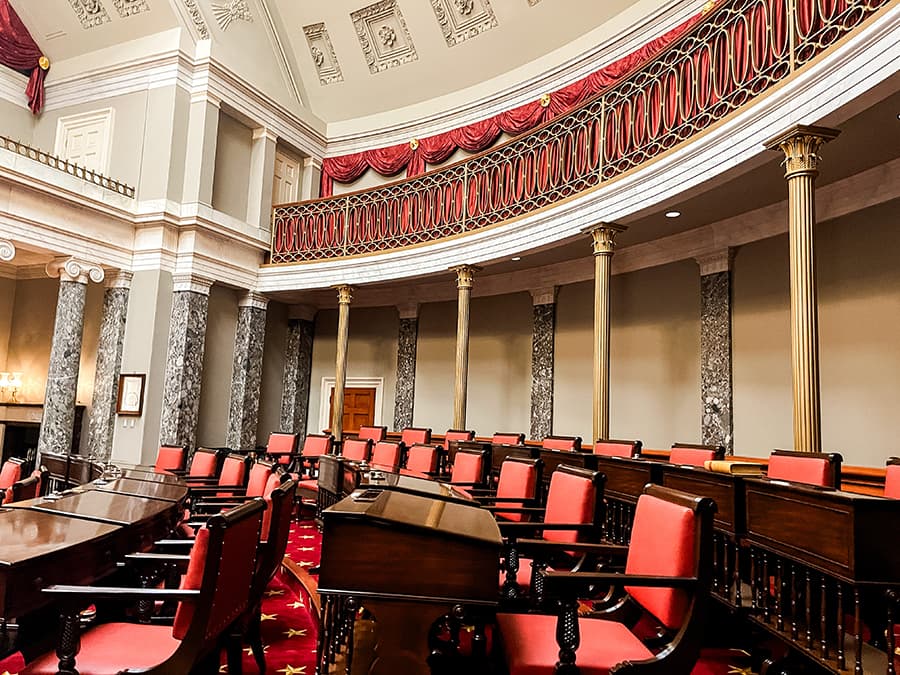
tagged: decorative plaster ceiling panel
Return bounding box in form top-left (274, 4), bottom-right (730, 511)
top-left (68, 0), bottom-right (111, 29)
top-left (527, 0), bottom-right (542, 6)
top-left (430, 0), bottom-right (498, 47)
top-left (350, 0), bottom-right (417, 74)
top-left (304, 22), bottom-right (343, 85)
top-left (111, 0), bottom-right (150, 18)
top-left (211, 0), bottom-right (252, 31)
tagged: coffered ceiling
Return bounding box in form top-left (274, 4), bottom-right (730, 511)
top-left (10, 0), bottom-right (657, 124)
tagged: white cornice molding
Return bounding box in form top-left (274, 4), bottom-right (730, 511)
top-left (0, 69), bottom-right (28, 111)
top-left (105, 269), bottom-right (135, 288)
top-left (257, 4), bottom-right (900, 293)
top-left (172, 273), bottom-right (214, 294)
top-left (238, 290), bottom-right (269, 309)
top-left (323, 0), bottom-right (696, 152)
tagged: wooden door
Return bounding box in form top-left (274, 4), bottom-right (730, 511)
top-left (273, 151), bottom-right (300, 205)
top-left (329, 387), bottom-right (376, 434)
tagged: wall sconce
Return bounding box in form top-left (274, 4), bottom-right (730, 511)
top-left (0, 372), bottom-right (23, 403)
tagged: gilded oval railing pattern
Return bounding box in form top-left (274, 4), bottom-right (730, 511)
top-left (270, 0), bottom-right (889, 264)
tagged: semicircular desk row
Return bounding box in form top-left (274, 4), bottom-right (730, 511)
top-left (0, 467), bottom-right (187, 622)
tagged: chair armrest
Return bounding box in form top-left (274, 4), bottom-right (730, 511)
top-left (477, 497), bottom-right (538, 504)
top-left (44, 586), bottom-right (201, 601)
top-left (124, 553), bottom-right (191, 563)
top-left (187, 484), bottom-right (246, 493)
top-left (497, 522), bottom-right (599, 533)
top-left (541, 570), bottom-right (697, 595)
top-left (515, 538), bottom-right (629, 558)
top-left (154, 539), bottom-right (195, 548)
top-left (484, 506), bottom-right (546, 514)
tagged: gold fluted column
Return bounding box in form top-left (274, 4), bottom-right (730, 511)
top-left (331, 285), bottom-right (353, 441)
top-left (452, 265), bottom-right (479, 429)
top-left (584, 223), bottom-right (627, 445)
top-left (765, 124), bottom-right (839, 453)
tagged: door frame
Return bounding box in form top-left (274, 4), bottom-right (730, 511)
top-left (318, 376), bottom-right (384, 433)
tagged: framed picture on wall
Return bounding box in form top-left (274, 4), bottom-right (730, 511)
top-left (116, 374), bottom-right (146, 416)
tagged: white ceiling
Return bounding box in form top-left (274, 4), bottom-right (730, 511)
top-left (11, 0), bottom-right (654, 124)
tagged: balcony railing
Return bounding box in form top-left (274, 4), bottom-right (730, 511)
top-left (271, 0), bottom-right (889, 264)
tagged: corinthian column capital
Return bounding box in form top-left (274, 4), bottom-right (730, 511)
top-left (583, 223), bottom-right (627, 256)
top-left (46, 256), bottom-right (105, 284)
top-left (0, 239), bottom-right (15, 262)
top-left (764, 124), bottom-right (840, 178)
top-left (452, 265), bottom-right (480, 290)
top-left (334, 284), bottom-right (353, 305)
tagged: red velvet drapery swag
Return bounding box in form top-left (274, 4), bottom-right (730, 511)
top-left (320, 9), bottom-right (706, 197)
top-left (0, 0), bottom-right (47, 113)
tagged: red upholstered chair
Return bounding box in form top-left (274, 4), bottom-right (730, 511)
top-left (885, 458), bottom-right (900, 499)
top-left (265, 432), bottom-right (301, 469)
top-left (493, 432), bottom-right (526, 446)
top-left (449, 447), bottom-right (490, 488)
top-left (340, 438), bottom-right (372, 463)
top-left (371, 441), bottom-right (403, 470)
top-left (593, 438), bottom-right (643, 458)
top-left (496, 485), bottom-right (715, 675)
top-left (405, 444), bottom-right (441, 475)
top-left (0, 458), bottom-right (24, 490)
top-left (473, 456), bottom-right (543, 522)
top-left (185, 453), bottom-right (250, 498)
top-left (2, 466), bottom-right (48, 504)
top-left (766, 449), bottom-right (842, 488)
top-left (496, 465), bottom-right (605, 600)
top-left (400, 427), bottom-right (432, 446)
top-left (153, 445), bottom-right (186, 474)
top-left (443, 429), bottom-right (476, 451)
top-left (296, 433), bottom-right (334, 478)
top-left (541, 435), bottom-right (582, 452)
top-left (22, 500), bottom-right (265, 675)
top-left (166, 447), bottom-right (224, 480)
top-left (188, 460), bottom-right (275, 517)
top-left (668, 443), bottom-right (725, 467)
top-left (357, 425), bottom-right (387, 443)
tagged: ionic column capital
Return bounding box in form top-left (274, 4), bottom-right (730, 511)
top-left (104, 270), bottom-right (134, 289)
top-left (695, 249), bottom-right (735, 276)
top-left (46, 257), bottom-right (105, 285)
top-left (238, 291), bottom-right (269, 310)
top-left (0, 239), bottom-right (15, 262)
top-left (764, 124), bottom-right (840, 178)
top-left (583, 223), bottom-right (627, 256)
top-left (172, 274), bottom-right (214, 294)
top-left (530, 287), bottom-right (558, 306)
top-left (334, 284), bottom-right (353, 305)
top-left (452, 265), bottom-right (481, 290)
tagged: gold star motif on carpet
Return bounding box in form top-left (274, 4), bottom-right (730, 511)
top-left (299, 535), bottom-right (315, 540)
top-left (260, 613), bottom-right (278, 621)
top-left (289, 600), bottom-right (305, 609)
top-left (276, 666), bottom-right (307, 674)
top-left (219, 665), bottom-right (228, 673)
top-left (3, 670), bottom-right (19, 675)
top-left (299, 546), bottom-right (315, 552)
top-left (244, 644), bottom-right (269, 656)
top-left (727, 666), bottom-right (754, 674)
top-left (285, 628), bottom-right (308, 637)
top-left (298, 561), bottom-right (314, 567)
top-left (265, 589), bottom-right (285, 597)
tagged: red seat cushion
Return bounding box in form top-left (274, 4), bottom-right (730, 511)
top-left (245, 463), bottom-right (272, 498)
top-left (767, 454), bottom-right (832, 487)
top-left (302, 435), bottom-right (332, 458)
top-left (372, 442), bottom-right (401, 468)
top-left (445, 429), bottom-right (475, 444)
top-left (493, 433), bottom-right (524, 446)
top-left (885, 465), bottom-right (900, 499)
top-left (0, 461), bottom-right (21, 490)
top-left (450, 452), bottom-right (483, 484)
top-left (498, 612), bottom-right (653, 675)
top-left (542, 437), bottom-right (578, 451)
top-left (668, 447), bottom-right (717, 467)
top-left (542, 470), bottom-right (596, 544)
top-left (358, 426), bottom-right (387, 442)
top-left (406, 445), bottom-right (439, 474)
top-left (267, 432), bottom-right (299, 455)
top-left (188, 451), bottom-right (218, 478)
top-left (593, 441), bottom-right (636, 457)
top-left (401, 428), bottom-right (431, 446)
top-left (22, 623), bottom-right (180, 675)
top-left (216, 457), bottom-right (246, 496)
top-left (342, 439), bottom-right (371, 462)
top-left (154, 446), bottom-right (185, 473)
top-left (494, 461), bottom-right (538, 521)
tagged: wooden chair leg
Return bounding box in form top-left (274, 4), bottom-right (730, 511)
top-left (249, 612), bottom-right (266, 674)
top-left (226, 627), bottom-right (244, 675)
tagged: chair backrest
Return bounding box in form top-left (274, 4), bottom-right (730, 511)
top-left (593, 438), bottom-right (642, 458)
top-left (444, 429), bottom-right (476, 446)
top-left (541, 465), bottom-right (605, 544)
top-left (541, 435), bottom-right (582, 452)
top-left (341, 438), bottom-right (372, 462)
top-left (7, 470), bottom-right (44, 503)
top-left (624, 485), bottom-right (715, 632)
top-left (405, 444), bottom-right (440, 474)
top-left (302, 433), bottom-right (333, 459)
top-left (371, 441), bottom-right (402, 469)
top-left (154, 445), bottom-right (187, 473)
top-left (0, 458), bottom-right (23, 490)
top-left (401, 427), bottom-right (432, 446)
top-left (266, 432), bottom-right (300, 465)
top-left (450, 448), bottom-right (488, 485)
top-left (260, 479), bottom-right (296, 579)
top-left (357, 425), bottom-right (387, 442)
top-left (216, 454), bottom-right (249, 496)
top-left (168, 500), bottom-right (264, 671)
top-left (493, 432), bottom-right (525, 446)
top-left (245, 461), bottom-right (274, 498)
top-left (767, 449), bottom-right (842, 489)
top-left (188, 448), bottom-right (221, 478)
top-left (668, 443), bottom-right (725, 467)
top-left (494, 457), bottom-right (543, 521)
top-left (885, 458), bottom-right (900, 499)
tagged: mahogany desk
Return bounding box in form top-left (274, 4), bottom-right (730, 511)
top-left (318, 489), bottom-right (501, 675)
top-left (591, 455), bottom-right (663, 543)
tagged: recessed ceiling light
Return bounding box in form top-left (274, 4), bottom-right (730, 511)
top-left (665, 211), bottom-right (681, 218)
top-left (511, 256), bottom-right (521, 261)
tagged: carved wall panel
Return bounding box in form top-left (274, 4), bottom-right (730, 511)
top-left (68, 0), bottom-right (111, 29)
top-left (351, 0), bottom-right (418, 74)
top-left (304, 22), bottom-right (343, 85)
top-left (430, 0), bottom-right (498, 46)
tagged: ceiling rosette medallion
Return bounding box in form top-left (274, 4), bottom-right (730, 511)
top-left (351, 0), bottom-right (418, 74)
top-left (304, 22), bottom-right (344, 85)
top-left (211, 0), bottom-right (252, 31)
top-left (430, 0), bottom-right (498, 47)
top-left (68, 0), bottom-right (111, 29)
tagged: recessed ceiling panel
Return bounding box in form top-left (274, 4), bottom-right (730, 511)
top-left (304, 22), bottom-right (344, 85)
top-left (350, 0), bottom-right (418, 74)
top-left (430, 0), bottom-right (498, 47)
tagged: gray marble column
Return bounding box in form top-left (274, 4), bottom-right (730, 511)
top-left (393, 303), bottom-right (419, 431)
top-left (159, 275), bottom-right (213, 450)
top-left (86, 271), bottom-right (133, 460)
top-left (280, 307), bottom-right (315, 436)
top-left (38, 258), bottom-right (105, 458)
top-left (697, 251), bottom-right (734, 453)
top-left (226, 292), bottom-right (268, 451)
top-left (529, 288), bottom-right (557, 441)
